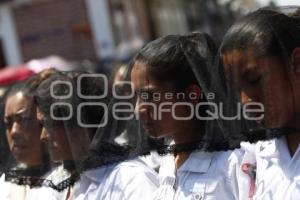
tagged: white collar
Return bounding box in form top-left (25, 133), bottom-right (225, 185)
top-left (158, 151), bottom-right (213, 187)
top-left (178, 151), bottom-right (213, 173)
top-left (257, 137), bottom-right (294, 168)
top-left (257, 139), bottom-right (277, 158)
top-left (256, 138), bottom-right (283, 158)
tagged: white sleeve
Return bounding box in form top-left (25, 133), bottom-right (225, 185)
top-left (0, 174), bottom-right (9, 199)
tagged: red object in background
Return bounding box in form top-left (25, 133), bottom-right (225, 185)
top-left (0, 66), bottom-right (35, 85)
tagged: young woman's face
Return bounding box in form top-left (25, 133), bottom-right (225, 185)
top-left (37, 108), bottom-right (72, 162)
top-left (222, 48), bottom-right (297, 128)
top-left (131, 62), bottom-right (192, 138)
top-left (5, 92), bottom-right (43, 166)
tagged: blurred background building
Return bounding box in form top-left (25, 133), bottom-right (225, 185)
top-left (0, 0), bottom-right (297, 71)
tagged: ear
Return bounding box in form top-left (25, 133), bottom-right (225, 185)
top-left (291, 47), bottom-right (300, 73)
top-left (185, 84), bottom-right (201, 105)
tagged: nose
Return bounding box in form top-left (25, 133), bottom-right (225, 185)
top-left (240, 91), bottom-right (252, 105)
top-left (40, 128), bottom-right (50, 143)
top-left (10, 122), bottom-right (21, 139)
top-left (135, 98), bottom-right (152, 121)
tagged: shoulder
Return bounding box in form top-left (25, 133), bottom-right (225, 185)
top-left (81, 158), bottom-right (159, 186)
top-left (73, 159), bottom-right (159, 200)
top-left (0, 173), bottom-right (4, 182)
top-left (111, 158), bottom-right (159, 185)
top-left (0, 173), bottom-right (8, 192)
top-left (95, 158), bottom-right (159, 198)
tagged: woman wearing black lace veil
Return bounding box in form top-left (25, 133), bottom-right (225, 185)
top-left (29, 70), bottom-right (107, 199)
top-left (110, 64), bottom-right (165, 171)
top-left (220, 6), bottom-right (300, 199)
top-left (129, 32), bottom-right (244, 200)
top-left (70, 67), bottom-right (159, 199)
top-left (0, 70), bottom-right (54, 200)
top-left (73, 32), bottom-right (247, 199)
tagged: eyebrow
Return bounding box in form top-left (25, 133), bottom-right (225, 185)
top-left (8, 108), bottom-right (32, 119)
top-left (140, 87), bottom-right (155, 91)
top-left (137, 87), bottom-right (157, 94)
top-left (16, 107), bottom-right (30, 115)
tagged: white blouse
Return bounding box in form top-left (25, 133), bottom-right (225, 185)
top-left (153, 150), bottom-right (242, 200)
top-left (0, 173), bottom-right (40, 200)
top-left (140, 151), bottom-right (166, 171)
top-left (251, 137), bottom-right (300, 200)
top-left (70, 158), bottom-right (159, 200)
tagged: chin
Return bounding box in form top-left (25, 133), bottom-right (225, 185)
top-left (13, 151), bottom-right (27, 161)
top-left (14, 156), bottom-right (26, 164)
top-left (145, 130), bottom-right (157, 137)
top-left (50, 152), bottom-right (62, 162)
top-left (147, 130), bottom-right (170, 140)
top-left (147, 132), bottom-right (163, 139)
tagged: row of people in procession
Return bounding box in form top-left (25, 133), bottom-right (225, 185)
top-left (0, 6), bottom-right (299, 200)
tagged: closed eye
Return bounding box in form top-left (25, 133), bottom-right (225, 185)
top-left (248, 76), bottom-right (262, 85)
top-left (4, 118), bottom-right (12, 129)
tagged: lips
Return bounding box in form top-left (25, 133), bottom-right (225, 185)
top-left (143, 122), bottom-right (154, 129)
top-left (12, 143), bottom-right (28, 152)
top-left (142, 123), bottom-right (157, 136)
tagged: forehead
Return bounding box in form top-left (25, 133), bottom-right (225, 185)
top-left (223, 49), bottom-right (256, 64)
top-left (222, 48), bottom-right (264, 72)
top-left (222, 48), bottom-right (285, 70)
top-left (5, 92), bottom-right (33, 116)
top-left (131, 62), bottom-right (174, 90)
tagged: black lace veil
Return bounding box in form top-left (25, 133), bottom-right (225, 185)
top-left (1, 69), bottom-right (108, 192)
top-left (219, 6), bottom-right (300, 143)
top-left (33, 70), bottom-right (107, 191)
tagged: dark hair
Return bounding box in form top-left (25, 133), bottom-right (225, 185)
top-left (34, 71), bottom-right (107, 138)
top-left (131, 32), bottom-right (218, 130)
top-left (132, 32), bottom-right (217, 91)
top-left (3, 69), bottom-right (57, 134)
top-left (4, 69), bottom-right (57, 104)
top-left (109, 64), bottom-right (129, 84)
top-left (220, 8), bottom-right (300, 65)
top-left (294, 8), bottom-right (300, 17)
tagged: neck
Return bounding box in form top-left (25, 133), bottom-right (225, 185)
top-left (172, 120), bottom-right (203, 145)
top-left (22, 155), bottom-right (43, 168)
top-left (286, 131), bottom-right (300, 156)
top-left (172, 120), bottom-right (203, 169)
top-left (174, 151), bottom-right (190, 170)
top-left (285, 114), bottom-right (300, 156)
